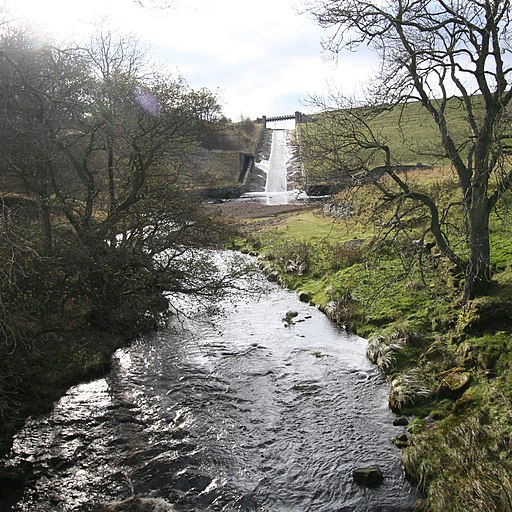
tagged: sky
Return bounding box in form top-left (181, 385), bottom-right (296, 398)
top-left (3, 0), bottom-right (378, 121)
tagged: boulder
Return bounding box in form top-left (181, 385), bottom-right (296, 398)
top-left (392, 433), bottom-right (409, 449)
top-left (282, 311), bottom-right (299, 325)
top-left (101, 496), bottom-right (175, 511)
top-left (393, 416), bottom-right (409, 426)
top-left (352, 466), bottom-right (384, 487)
top-left (298, 292), bottom-right (311, 303)
top-left (267, 271), bottom-right (279, 283)
top-left (440, 368), bottom-right (471, 392)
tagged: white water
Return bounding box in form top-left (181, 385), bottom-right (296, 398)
top-left (245, 129), bottom-right (305, 205)
top-left (264, 130), bottom-right (287, 195)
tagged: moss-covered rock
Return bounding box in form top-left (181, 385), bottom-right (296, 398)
top-left (439, 368), bottom-right (472, 393)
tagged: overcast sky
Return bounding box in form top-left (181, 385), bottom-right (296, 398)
top-left (4, 0), bottom-right (377, 121)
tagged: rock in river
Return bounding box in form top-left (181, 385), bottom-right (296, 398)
top-left (352, 466), bottom-right (384, 487)
top-left (393, 416), bottom-right (409, 426)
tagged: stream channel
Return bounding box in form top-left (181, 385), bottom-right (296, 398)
top-left (2, 128), bottom-right (417, 511)
top-left (3, 257), bottom-right (416, 511)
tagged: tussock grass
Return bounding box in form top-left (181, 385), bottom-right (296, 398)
top-left (389, 367), bottom-right (438, 412)
top-left (367, 333), bottom-right (408, 374)
top-left (404, 396), bottom-right (512, 512)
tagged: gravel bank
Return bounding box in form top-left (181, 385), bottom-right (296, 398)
top-left (207, 200), bottom-right (314, 219)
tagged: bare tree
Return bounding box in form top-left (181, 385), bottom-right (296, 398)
top-left (304, 0), bottom-right (512, 302)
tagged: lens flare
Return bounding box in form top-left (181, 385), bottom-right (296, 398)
top-left (134, 87), bottom-right (161, 117)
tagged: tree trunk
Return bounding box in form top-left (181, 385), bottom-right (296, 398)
top-left (39, 198), bottom-right (54, 256)
top-left (108, 145), bottom-right (116, 213)
top-left (463, 192), bottom-right (492, 302)
top-left (107, 145), bottom-right (117, 249)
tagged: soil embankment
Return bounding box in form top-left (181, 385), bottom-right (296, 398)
top-left (207, 200), bottom-right (315, 232)
top-left (209, 200), bottom-right (310, 219)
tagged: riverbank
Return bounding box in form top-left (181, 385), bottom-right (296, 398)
top-left (206, 199), bottom-right (315, 233)
top-left (207, 200), bottom-right (311, 219)
top-left (0, 327), bottom-right (131, 504)
top-left (2, 193), bottom-right (511, 510)
top-left (0, 198), bottom-right (306, 500)
top-left (232, 197), bottom-right (512, 511)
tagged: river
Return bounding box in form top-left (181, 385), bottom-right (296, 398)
top-left (3, 257), bottom-right (416, 511)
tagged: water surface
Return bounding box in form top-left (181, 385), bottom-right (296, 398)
top-left (6, 266), bottom-right (416, 511)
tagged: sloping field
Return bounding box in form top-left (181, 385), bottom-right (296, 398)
top-left (300, 96), bottom-right (481, 184)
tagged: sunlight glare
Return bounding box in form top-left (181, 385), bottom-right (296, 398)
top-left (5, 0), bottom-right (140, 41)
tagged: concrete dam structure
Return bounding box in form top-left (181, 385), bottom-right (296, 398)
top-left (256, 111), bottom-right (309, 129)
top-left (202, 112), bottom-right (308, 200)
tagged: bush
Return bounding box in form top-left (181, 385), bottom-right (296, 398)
top-left (318, 239), bottom-right (363, 272)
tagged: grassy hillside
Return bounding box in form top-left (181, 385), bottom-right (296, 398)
top-left (368, 98), bottom-right (476, 165)
top-left (300, 97), bottom-right (480, 184)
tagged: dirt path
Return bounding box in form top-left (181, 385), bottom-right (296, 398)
top-left (205, 199), bottom-right (317, 232)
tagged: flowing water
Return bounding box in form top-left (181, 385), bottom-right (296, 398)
top-left (243, 129), bottom-right (305, 205)
top-left (264, 130), bottom-right (288, 196)
top-left (4, 260), bottom-right (416, 511)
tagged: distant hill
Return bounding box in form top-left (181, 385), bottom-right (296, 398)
top-left (186, 118), bottom-right (263, 190)
top-left (299, 96), bottom-right (479, 187)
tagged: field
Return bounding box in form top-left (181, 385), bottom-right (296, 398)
top-left (300, 97), bottom-right (482, 185)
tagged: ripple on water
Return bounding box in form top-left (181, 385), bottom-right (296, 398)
top-left (4, 259), bottom-right (416, 511)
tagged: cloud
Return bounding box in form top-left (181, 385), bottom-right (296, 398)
top-left (6, 0), bottom-right (379, 119)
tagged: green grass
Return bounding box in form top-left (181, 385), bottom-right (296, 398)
top-left (252, 206), bottom-right (453, 335)
top-left (490, 218), bottom-right (512, 271)
top-left (271, 210), bottom-right (368, 241)
top-left (369, 98), bottom-right (473, 164)
top-left (301, 97), bottom-right (481, 183)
